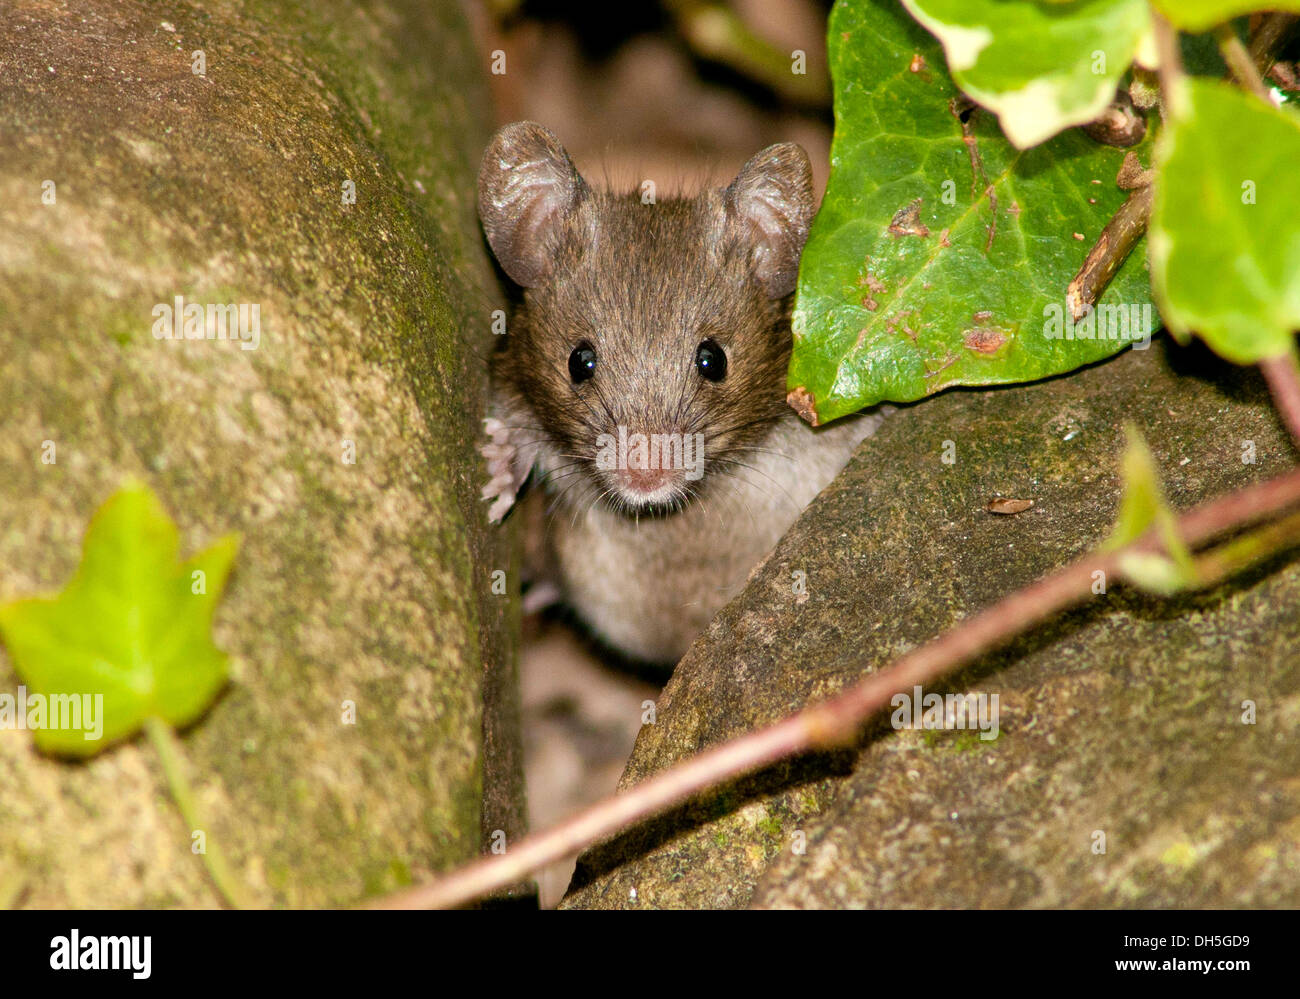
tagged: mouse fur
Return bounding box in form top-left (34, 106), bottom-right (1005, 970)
top-left (478, 122), bottom-right (884, 664)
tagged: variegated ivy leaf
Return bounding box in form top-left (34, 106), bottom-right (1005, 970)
top-left (1149, 78), bottom-right (1300, 364)
top-left (902, 0), bottom-right (1155, 149)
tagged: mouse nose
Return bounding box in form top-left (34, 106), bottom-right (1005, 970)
top-left (595, 424), bottom-right (701, 508)
top-left (616, 465), bottom-right (680, 497)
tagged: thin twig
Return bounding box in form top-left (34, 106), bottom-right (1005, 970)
top-left (1066, 9), bottom-right (1294, 315)
top-left (1248, 13), bottom-right (1300, 79)
top-left (1066, 184), bottom-right (1153, 321)
top-left (1195, 507), bottom-right (1300, 583)
top-left (1152, 12), bottom-right (1186, 119)
top-left (1260, 347), bottom-right (1300, 448)
top-left (663, 0), bottom-right (830, 106)
top-left (1067, 14), bottom-right (1170, 318)
top-left (1217, 24), bottom-right (1272, 101)
top-left (373, 461), bottom-right (1300, 909)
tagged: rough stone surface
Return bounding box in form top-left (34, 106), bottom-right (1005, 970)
top-left (0, 0), bottom-right (521, 907)
top-left (565, 340), bottom-right (1300, 909)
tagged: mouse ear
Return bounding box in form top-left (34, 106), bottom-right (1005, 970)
top-left (723, 143), bottom-right (815, 298)
top-left (478, 122), bottom-right (588, 288)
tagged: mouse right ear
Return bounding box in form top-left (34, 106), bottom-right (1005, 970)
top-left (724, 142), bottom-right (815, 298)
top-left (478, 122), bottom-right (588, 288)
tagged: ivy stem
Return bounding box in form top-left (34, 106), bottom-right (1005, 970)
top-left (1066, 183), bottom-right (1153, 321)
top-left (1216, 24), bottom-right (1272, 101)
top-left (144, 716), bottom-right (251, 909)
top-left (1065, 8), bottom-right (1294, 314)
top-left (1260, 347), bottom-right (1300, 449)
top-left (1152, 12), bottom-right (1186, 119)
top-left (1195, 507), bottom-right (1300, 584)
top-left (372, 460), bottom-right (1300, 909)
top-left (1248, 14), bottom-right (1300, 80)
top-left (662, 0), bottom-right (831, 106)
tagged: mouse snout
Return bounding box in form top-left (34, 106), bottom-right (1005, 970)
top-left (615, 464), bottom-right (682, 499)
top-left (593, 423), bottom-right (707, 510)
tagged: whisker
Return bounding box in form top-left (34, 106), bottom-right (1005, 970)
top-left (707, 455), bottom-right (801, 511)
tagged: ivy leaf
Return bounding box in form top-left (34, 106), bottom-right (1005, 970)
top-left (789, 0), bottom-right (1158, 424)
top-left (0, 480), bottom-right (238, 757)
top-left (1149, 78), bottom-right (1300, 364)
top-left (1150, 0), bottom-right (1300, 33)
top-left (902, 0), bottom-right (1153, 149)
top-left (1103, 425), bottom-right (1198, 595)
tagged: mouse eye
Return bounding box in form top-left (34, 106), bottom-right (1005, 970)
top-left (695, 338), bottom-right (727, 382)
top-left (568, 341), bottom-right (597, 383)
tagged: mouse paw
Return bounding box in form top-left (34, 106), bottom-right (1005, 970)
top-left (480, 417), bottom-right (524, 522)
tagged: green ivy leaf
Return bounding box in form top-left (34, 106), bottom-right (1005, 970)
top-left (1103, 425), bottom-right (1198, 595)
top-left (0, 480), bottom-right (237, 757)
top-left (789, 0), bottom-right (1158, 424)
top-left (1149, 78), bottom-right (1300, 364)
top-left (1151, 0), bottom-right (1300, 33)
top-left (902, 0), bottom-right (1153, 149)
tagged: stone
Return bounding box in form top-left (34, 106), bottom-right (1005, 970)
top-left (565, 339), bottom-right (1300, 908)
top-left (0, 0), bottom-right (520, 907)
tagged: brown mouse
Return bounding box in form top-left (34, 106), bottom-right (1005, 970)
top-left (478, 122), bottom-right (885, 664)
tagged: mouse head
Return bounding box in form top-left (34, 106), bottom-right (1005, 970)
top-left (479, 121), bottom-right (815, 514)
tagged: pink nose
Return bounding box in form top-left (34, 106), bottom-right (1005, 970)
top-left (616, 466), bottom-right (678, 496)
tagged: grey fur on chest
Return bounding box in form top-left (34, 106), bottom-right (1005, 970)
top-left (541, 409), bottom-right (885, 663)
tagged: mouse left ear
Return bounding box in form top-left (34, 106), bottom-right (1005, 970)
top-left (478, 122), bottom-right (589, 288)
top-left (724, 142), bottom-right (815, 298)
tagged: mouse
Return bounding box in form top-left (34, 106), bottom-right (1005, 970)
top-left (477, 121), bottom-right (886, 664)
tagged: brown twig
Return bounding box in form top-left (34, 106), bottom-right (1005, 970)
top-left (1067, 8), bottom-right (1291, 320)
top-left (1152, 12), bottom-right (1186, 120)
top-left (1079, 90), bottom-right (1147, 147)
top-left (1066, 184), bottom-right (1154, 321)
top-left (1248, 13), bottom-right (1300, 79)
top-left (663, 0), bottom-right (830, 106)
top-left (373, 458), bottom-right (1300, 909)
top-left (1065, 13), bottom-right (1175, 319)
top-left (949, 99), bottom-right (997, 251)
top-left (1217, 24), bottom-right (1273, 101)
top-left (1260, 348), bottom-right (1300, 448)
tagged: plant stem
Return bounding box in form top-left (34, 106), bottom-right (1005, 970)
top-left (1152, 12), bottom-right (1186, 119)
top-left (1066, 183), bottom-right (1153, 321)
top-left (1195, 507), bottom-right (1300, 584)
top-left (1065, 9), bottom-right (1295, 314)
top-left (664, 0), bottom-right (830, 106)
top-left (1260, 347), bottom-right (1300, 448)
top-left (1217, 24), bottom-right (1272, 101)
top-left (145, 716), bottom-right (251, 909)
top-left (372, 462), bottom-right (1300, 910)
top-left (1248, 13), bottom-right (1299, 79)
